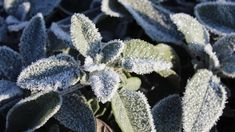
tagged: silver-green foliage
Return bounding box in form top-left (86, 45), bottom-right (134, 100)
top-left (0, 46), bottom-right (22, 80)
top-left (152, 94), bottom-right (182, 132)
top-left (54, 92), bottom-right (96, 132)
top-left (182, 69), bottom-right (227, 132)
top-left (121, 39), bottom-right (176, 74)
top-left (17, 54), bottom-right (80, 91)
top-left (111, 89), bottom-right (156, 132)
top-left (71, 13), bottom-right (102, 57)
top-left (0, 80), bottom-right (23, 102)
top-left (213, 34), bottom-right (235, 78)
top-left (19, 13), bottom-right (46, 66)
top-left (89, 69), bottom-right (120, 103)
top-left (6, 91), bottom-right (62, 132)
top-left (195, 2), bottom-right (235, 35)
top-left (117, 0), bottom-right (183, 44)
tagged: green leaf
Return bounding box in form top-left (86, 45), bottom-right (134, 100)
top-left (170, 13), bottom-right (209, 67)
top-left (122, 77), bottom-right (141, 91)
top-left (111, 89), bottom-right (156, 132)
top-left (0, 80), bottom-right (23, 103)
top-left (117, 0), bottom-right (183, 44)
top-left (54, 92), bottom-right (96, 132)
top-left (0, 46), bottom-right (22, 80)
top-left (101, 39), bottom-right (124, 63)
top-left (71, 13), bottom-right (102, 57)
top-left (195, 2), bottom-right (235, 35)
top-left (121, 39), bottom-right (177, 74)
top-left (89, 69), bottom-right (120, 103)
top-left (213, 34), bottom-right (235, 78)
top-left (6, 91), bottom-right (62, 132)
top-left (152, 94), bottom-right (182, 132)
top-left (101, 0), bottom-right (129, 17)
top-left (17, 54), bottom-right (80, 91)
top-left (182, 69), bottom-right (227, 132)
top-left (19, 13), bottom-right (46, 66)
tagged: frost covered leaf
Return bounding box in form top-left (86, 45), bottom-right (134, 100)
top-left (89, 69), bottom-right (120, 103)
top-left (4, 0), bottom-right (61, 19)
top-left (117, 0), bottom-right (183, 44)
top-left (171, 13), bottom-right (209, 59)
top-left (182, 69), bottom-right (227, 132)
top-left (152, 94), bottom-right (182, 132)
top-left (101, 0), bottom-right (129, 17)
top-left (111, 89), bottom-right (156, 132)
top-left (71, 13), bottom-right (102, 57)
top-left (204, 44), bottom-right (220, 70)
top-left (0, 80), bottom-right (23, 103)
top-left (121, 39), bottom-right (178, 74)
top-left (213, 34), bottom-right (235, 78)
top-left (101, 39), bottom-right (124, 63)
top-left (19, 13), bottom-right (46, 66)
top-left (122, 77), bottom-right (141, 91)
top-left (54, 92), bottom-right (96, 132)
top-left (6, 91), bottom-right (62, 132)
top-left (83, 56), bottom-right (106, 72)
top-left (17, 54), bottom-right (80, 91)
top-left (0, 46), bottom-right (22, 80)
top-left (195, 2), bottom-right (235, 35)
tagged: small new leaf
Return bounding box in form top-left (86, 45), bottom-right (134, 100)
top-left (101, 39), bottom-right (124, 63)
top-left (6, 91), bottom-right (62, 132)
top-left (0, 46), bottom-right (22, 80)
top-left (195, 2), bottom-right (235, 35)
top-left (182, 69), bottom-right (227, 132)
top-left (122, 77), bottom-right (141, 91)
top-left (213, 34), bottom-right (235, 78)
top-left (117, 0), bottom-right (183, 44)
top-left (0, 80), bottom-right (23, 102)
top-left (111, 89), bottom-right (156, 132)
top-left (89, 69), bottom-right (120, 103)
top-left (71, 13), bottom-right (102, 57)
top-left (152, 94), bottom-right (182, 132)
top-left (19, 13), bottom-right (46, 66)
top-left (17, 54), bottom-right (80, 91)
top-left (54, 92), bottom-right (96, 132)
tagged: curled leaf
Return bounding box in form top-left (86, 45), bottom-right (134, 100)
top-left (111, 89), bottom-right (156, 132)
top-left (6, 91), bottom-right (62, 132)
top-left (89, 69), bottom-right (120, 103)
top-left (182, 69), bottom-right (227, 132)
top-left (17, 54), bottom-right (80, 91)
top-left (19, 13), bottom-right (46, 66)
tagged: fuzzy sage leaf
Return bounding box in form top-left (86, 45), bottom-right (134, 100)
top-left (152, 94), bottom-right (182, 132)
top-left (17, 54), bottom-right (80, 91)
top-left (89, 69), bottom-right (120, 103)
top-left (6, 91), bottom-right (62, 132)
top-left (117, 0), bottom-right (183, 44)
top-left (111, 89), bottom-right (156, 132)
top-left (71, 13), bottom-right (102, 57)
top-left (195, 2), bottom-right (235, 35)
top-left (182, 69), bottom-right (227, 132)
top-left (19, 13), bottom-right (46, 66)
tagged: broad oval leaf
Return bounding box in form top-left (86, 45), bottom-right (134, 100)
top-left (121, 39), bottom-right (178, 74)
top-left (182, 69), bottom-right (227, 132)
top-left (89, 69), bottom-right (120, 103)
top-left (19, 13), bottom-right (46, 66)
top-left (54, 92), bottom-right (96, 132)
top-left (6, 91), bottom-right (62, 132)
top-left (101, 39), bottom-right (124, 63)
top-left (71, 13), bottom-right (102, 57)
top-left (117, 0), bottom-right (183, 44)
top-left (111, 89), bottom-right (156, 132)
top-left (195, 2), bottom-right (235, 35)
top-left (17, 54), bottom-right (80, 91)
top-left (0, 46), bottom-right (22, 80)
top-left (213, 34), bottom-right (235, 78)
top-left (101, 0), bottom-right (129, 17)
top-left (0, 80), bottom-right (23, 103)
top-left (4, 0), bottom-right (61, 19)
top-left (152, 94), bottom-right (182, 132)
